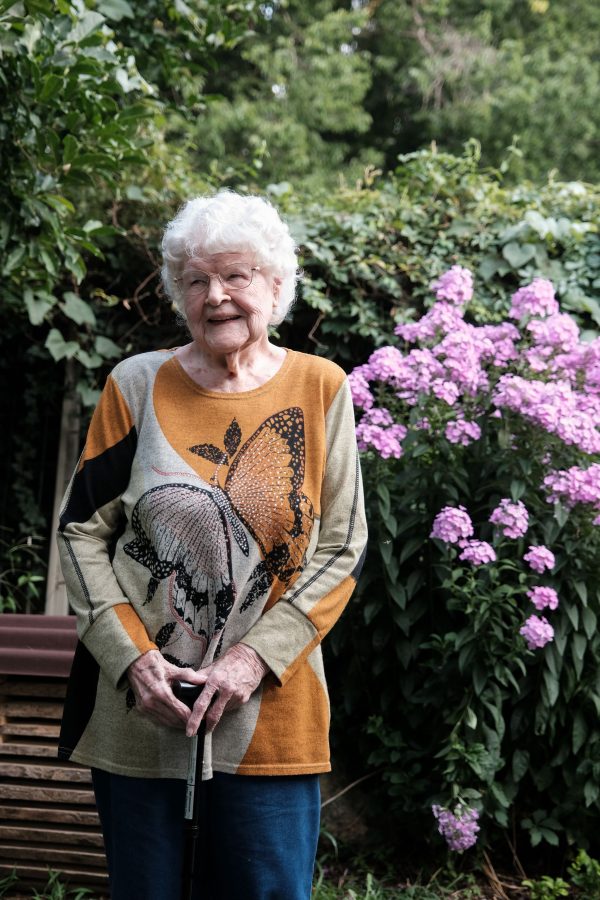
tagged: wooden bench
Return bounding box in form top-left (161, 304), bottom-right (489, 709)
top-left (0, 615), bottom-right (108, 896)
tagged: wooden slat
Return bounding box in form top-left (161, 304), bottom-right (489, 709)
top-left (0, 722), bottom-right (59, 737)
top-left (0, 760), bottom-right (91, 782)
top-left (0, 784), bottom-right (95, 805)
top-left (0, 861), bottom-right (108, 886)
top-left (0, 680), bottom-right (66, 698)
top-left (0, 741), bottom-right (58, 757)
top-left (3, 700), bottom-right (64, 720)
top-left (0, 824), bottom-right (103, 847)
top-left (0, 805), bottom-right (100, 826)
top-left (6, 842), bottom-right (106, 867)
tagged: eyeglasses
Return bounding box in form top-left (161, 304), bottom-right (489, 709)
top-left (177, 264), bottom-right (260, 295)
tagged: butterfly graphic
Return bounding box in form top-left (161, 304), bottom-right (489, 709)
top-left (123, 408), bottom-right (314, 648)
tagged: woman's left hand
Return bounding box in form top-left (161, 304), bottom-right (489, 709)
top-left (186, 643), bottom-right (269, 736)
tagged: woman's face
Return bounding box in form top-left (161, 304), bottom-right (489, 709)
top-left (179, 251), bottom-right (279, 357)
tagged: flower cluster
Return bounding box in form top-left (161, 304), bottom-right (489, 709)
top-left (430, 506), bottom-right (474, 544)
top-left (431, 265), bottom-right (474, 305)
top-left (489, 499), bottom-right (529, 539)
top-left (544, 463), bottom-right (600, 524)
top-left (524, 545), bottom-right (555, 574)
top-left (509, 277), bottom-right (559, 320)
top-left (519, 615), bottom-right (554, 650)
top-left (527, 586), bottom-right (559, 611)
top-left (459, 540), bottom-right (496, 565)
top-left (432, 804), bottom-right (480, 852)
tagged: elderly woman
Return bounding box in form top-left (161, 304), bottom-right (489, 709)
top-left (57, 190), bottom-right (367, 900)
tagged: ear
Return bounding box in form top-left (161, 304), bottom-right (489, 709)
top-left (272, 277), bottom-right (282, 305)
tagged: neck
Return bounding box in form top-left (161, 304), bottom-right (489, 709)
top-left (177, 338), bottom-right (286, 392)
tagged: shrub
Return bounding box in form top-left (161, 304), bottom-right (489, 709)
top-left (334, 267), bottom-right (600, 854)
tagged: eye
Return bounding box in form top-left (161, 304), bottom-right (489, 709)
top-left (189, 273), bottom-right (210, 288)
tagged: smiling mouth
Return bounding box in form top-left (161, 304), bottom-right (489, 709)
top-left (208, 315), bottom-right (242, 324)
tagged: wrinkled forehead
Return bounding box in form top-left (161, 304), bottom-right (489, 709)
top-left (182, 250), bottom-right (256, 273)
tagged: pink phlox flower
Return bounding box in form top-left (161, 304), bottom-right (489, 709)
top-left (543, 464), bottom-right (600, 512)
top-left (432, 804), bottom-right (480, 852)
top-left (431, 266), bottom-right (474, 306)
top-left (394, 302), bottom-right (466, 343)
top-left (509, 278), bottom-right (559, 320)
top-left (489, 499), bottom-right (529, 539)
top-left (493, 375), bottom-right (600, 455)
top-left (445, 420), bottom-right (482, 446)
top-left (524, 545), bottom-right (555, 573)
top-left (520, 614), bottom-right (554, 650)
top-left (394, 349), bottom-right (446, 404)
top-left (430, 506), bottom-right (474, 544)
top-left (527, 586), bottom-right (559, 611)
top-left (362, 407), bottom-right (394, 426)
top-left (431, 379), bottom-right (460, 405)
top-left (348, 368), bottom-right (374, 410)
top-left (367, 346), bottom-right (405, 384)
top-left (527, 313), bottom-right (579, 352)
top-left (459, 540), bottom-right (497, 565)
top-left (355, 416), bottom-right (407, 459)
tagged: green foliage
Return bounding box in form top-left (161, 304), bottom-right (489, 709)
top-left (194, 0), bottom-right (379, 192)
top-left (290, 146), bottom-right (600, 366)
top-left (322, 182), bottom-right (600, 853)
top-left (521, 875), bottom-right (570, 900)
top-left (0, 531), bottom-right (46, 612)
top-left (567, 849), bottom-right (600, 898)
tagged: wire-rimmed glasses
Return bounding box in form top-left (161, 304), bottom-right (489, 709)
top-left (177, 264), bottom-right (260, 295)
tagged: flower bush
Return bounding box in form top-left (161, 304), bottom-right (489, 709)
top-left (339, 268), bottom-right (600, 854)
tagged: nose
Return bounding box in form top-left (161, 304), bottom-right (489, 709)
top-left (205, 274), bottom-right (228, 305)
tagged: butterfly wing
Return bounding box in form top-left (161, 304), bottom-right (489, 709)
top-left (224, 408), bottom-right (314, 581)
top-left (124, 483), bottom-right (235, 638)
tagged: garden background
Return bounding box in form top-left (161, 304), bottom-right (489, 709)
top-left (1, 1), bottom-right (600, 896)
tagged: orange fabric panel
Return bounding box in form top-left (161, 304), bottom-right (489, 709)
top-left (78, 376), bottom-right (134, 470)
top-left (308, 574), bottom-right (357, 637)
top-left (152, 354), bottom-right (344, 515)
top-left (238, 660), bottom-right (330, 772)
top-left (114, 604), bottom-right (158, 655)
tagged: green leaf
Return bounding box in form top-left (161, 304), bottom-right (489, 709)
top-left (98, 0), bottom-right (134, 20)
top-left (512, 749), bottom-right (530, 783)
top-left (572, 633), bottom-right (587, 663)
top-left (45, 329), bottom-right (79, 362)
top-left (572, 712), bottom-right (588, 755)
top-left (95, 335), bottom-right (122, 358)
top-left (60, 292), bottom-right (96, 326)
top-left (465, 708), bottom-right (477, 730)
top-left (2, 246), bottom-right (26, 275)
top-left (24, 289), bottom-right (55, 326)
top-left (399, 537), bottom-right (423, 565)
top-left (66, 11), bottom-right (106, 44)
top-left (38, 74), bottom-right (62, 103)
top-left (502, 242), bottom-right (537, 269)
top-left (582, 607), bottom-right (597, 640)
top-left (573, 581), bottom-right (588, 605)
top-left (584, 780), bottom-right (599, 807)
top-left (543, 668), bottom-right (559, 707)
top-left (63, 134), bottom-right (79, 164)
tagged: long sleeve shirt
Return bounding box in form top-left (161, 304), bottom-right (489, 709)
top-left (57, 348), bottom-right (367, 779)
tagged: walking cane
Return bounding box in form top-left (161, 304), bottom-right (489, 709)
top-left (172, 681), bottom-right (206, 900)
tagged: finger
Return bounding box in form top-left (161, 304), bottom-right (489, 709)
top-left (186, 686), bottom-right (219, 737)
top-left (205, 691), bottom-right (230, 733)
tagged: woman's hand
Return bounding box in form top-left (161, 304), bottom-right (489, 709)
top-left (127, 650), bottom-right (200, 729)
top-left (186, 643), bottom-right (270, 737)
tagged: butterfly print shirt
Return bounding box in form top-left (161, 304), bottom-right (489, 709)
top-left (57, 348), bottom-right (367, 778)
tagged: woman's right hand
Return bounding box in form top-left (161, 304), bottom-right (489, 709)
top-left (127, 650), bottom-right (199, 729)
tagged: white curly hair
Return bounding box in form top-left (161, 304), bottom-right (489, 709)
top-left (161, 189), bottom-right (299, 326)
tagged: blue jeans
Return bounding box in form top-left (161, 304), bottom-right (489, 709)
top-left (91, 769), bottom-right (321, 900)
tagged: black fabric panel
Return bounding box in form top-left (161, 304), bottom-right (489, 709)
top-left (351, 543), bottom-right (367, 582)
top-left (59, 427), bottom-right (137, 530)
top-left (58, 639), bottom-right (100, 761)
